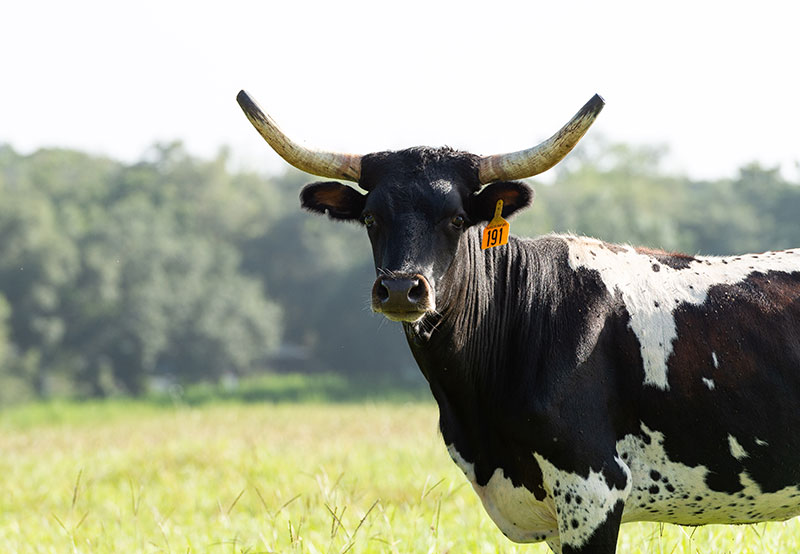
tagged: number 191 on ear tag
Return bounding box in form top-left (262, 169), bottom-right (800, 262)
top-left (481, 199), bottom-right (510, 250)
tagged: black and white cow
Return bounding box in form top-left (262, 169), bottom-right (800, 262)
top-left (238, 90), bottom-right (800, 553)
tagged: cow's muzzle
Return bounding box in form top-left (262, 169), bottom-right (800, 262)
top-left (371, 273), bottom-right (433, 322)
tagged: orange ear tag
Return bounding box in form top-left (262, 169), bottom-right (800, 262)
top-left (481, 200), bottom-right (510, 250)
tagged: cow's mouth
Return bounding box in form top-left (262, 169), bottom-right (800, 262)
top-left (377, 309), bottom-right (429, 323)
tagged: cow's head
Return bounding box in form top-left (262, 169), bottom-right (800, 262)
top-left (237, 91), bottom-right (603, 323)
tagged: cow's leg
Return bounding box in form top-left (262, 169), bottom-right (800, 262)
top-left (560, 501), bottom-right (623, 554)
top-left (536, 454), bottom-right (631, 554)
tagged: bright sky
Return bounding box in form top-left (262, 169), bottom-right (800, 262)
top-left (3, 0), bottom-right (799, 180)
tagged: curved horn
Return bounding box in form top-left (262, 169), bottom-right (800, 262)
top-left (237, 90), bottom-right (362, 182)
top-left (478, 94), bottom-right (605, 184)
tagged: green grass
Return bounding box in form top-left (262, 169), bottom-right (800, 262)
top-left (1, 400), bottom-right (799, 553)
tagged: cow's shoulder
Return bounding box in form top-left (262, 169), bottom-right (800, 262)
top-left (555, 235), bottom-right (800, 390)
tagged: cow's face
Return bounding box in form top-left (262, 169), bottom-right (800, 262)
top-left (301, 148), bottom-right (532, 322)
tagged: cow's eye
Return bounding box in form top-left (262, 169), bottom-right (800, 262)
top-left (451, 215), bottom-right (465, 229)
top-left (363, 213), bottom-right (376, 228)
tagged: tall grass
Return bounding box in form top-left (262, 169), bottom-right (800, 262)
top-left (1, 400), bottom-right (798, 553)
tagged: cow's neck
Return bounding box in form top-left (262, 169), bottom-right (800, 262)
top-left (404, 229), bottom-right (559, 409)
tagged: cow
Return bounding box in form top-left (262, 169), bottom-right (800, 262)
top-left (237, 90), bottom-right (800, 554)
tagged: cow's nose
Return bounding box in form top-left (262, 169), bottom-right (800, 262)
top-left (375, 276), bottom-right (423, 304)
top-left (372, 274), bottom-right (432, 320)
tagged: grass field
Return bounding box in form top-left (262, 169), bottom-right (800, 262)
top-left (2, 398), bottom-right (799, 553)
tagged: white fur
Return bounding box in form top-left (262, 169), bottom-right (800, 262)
top-left (447, 444), bottom-right (633, 550)
top-left (446, 445), bottom-right (558, 543)
top-left (534, 453), bottom-right (631, 550)
top-left (564, 236), bottom-right (800, 390)
top-left (728, 435), bottom-right (749, 460)
top-left (430, 179), bottom-right (453, 194)
top-left (448, 419), bottom-right (800, 550)
top-left (617, 424), bottom-right (800, 525)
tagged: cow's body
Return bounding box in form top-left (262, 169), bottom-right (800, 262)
top-left (237, 90), bottom-right (800, 553)
top-left (410, 230), bottom-right (800, 552)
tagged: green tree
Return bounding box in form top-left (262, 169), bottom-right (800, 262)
top-left (0, 148), bottom-right (82, 394)
top-left (60, 149), bottom-right (284, 395)
top-left (528, 142), bottom-right (690, 250)
top-left (0, 143), bottom-right (285, 398)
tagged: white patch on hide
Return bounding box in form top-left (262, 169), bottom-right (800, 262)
top-left (534, 454), bottom-right (631, 550)
top-left (616, 424), bottom-right (800, 525)
top-left (430, 179), bottom-right (453, 194)
top-left (702, 378), bottom-right (716, 390)
top-left (446, 445), bottom-right (558, 544)
top-left (564, 236), bottom-right (800, 390)
top-left (755, 437), bottom-right (769, 447)
top-left (728, 435), bottom-right (749, 460)
top-left (448, 423), bottom-right (800, 550)
top-left (712, 351), bottom-right (720, 368)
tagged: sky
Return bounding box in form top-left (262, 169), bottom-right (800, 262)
top-left (3, 0), bottom-right (799, 181)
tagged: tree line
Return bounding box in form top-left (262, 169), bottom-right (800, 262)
top-left (0, 140), bottom-right (798, 402)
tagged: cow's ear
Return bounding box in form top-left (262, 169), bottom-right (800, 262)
top-left (467, 181), bottom-right (533, 223)
top-left (300, 181), bottom-right (367, 221)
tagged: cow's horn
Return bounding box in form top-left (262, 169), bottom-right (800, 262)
top-left (237, 90), bottom-right (362, 182)
top-left (478, 94), bottom-right (605, 184)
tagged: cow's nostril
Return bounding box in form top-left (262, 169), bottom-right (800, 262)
top-left (376, 280), bottom-right (390, 303)
top-left (408, 279), bottom-right (425, 303)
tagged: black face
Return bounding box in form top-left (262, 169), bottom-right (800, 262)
top-left (300, 147), bottom-right (533, 322)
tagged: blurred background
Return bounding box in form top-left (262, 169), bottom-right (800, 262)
top-left (2, 0), bottom-right (799, 403)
